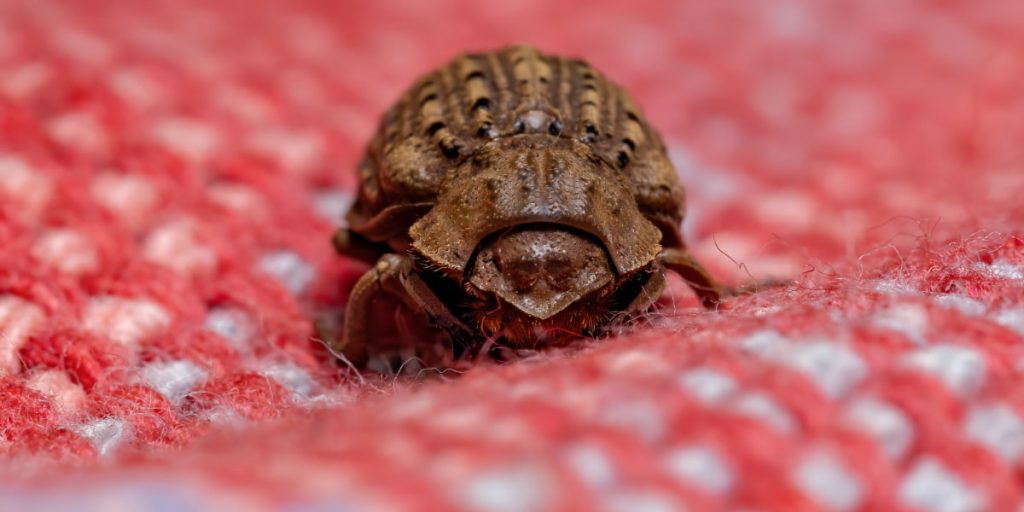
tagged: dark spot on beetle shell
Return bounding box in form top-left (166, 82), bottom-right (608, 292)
top-left (472, 97), bottom-right (491, 110)
top-left (419, 93), bottom-right (437, 107)
top-left (582, 72), bottom-right (595, 80)
top-left (626, 111), bottom-right (640, 122)
top-left (582, 83), bottom-right (597, 92)
top-left (622, 138), bottom-right (636, 151)
top-left (519, 79), bottom-right (529, 86)
top-left (617, 151), bottom-right (630, 168)
top-left (538, 76), bottom-right (549, 84)
top-left (441, 141), bottom-right (461, 159)
top-left (426, 121), bottom-right (445, 136)
top-left (477, 124), bottom-right (496, 138)
top-left (465, 70), bottom-right (485, 82)
top-left (548, 119), bottom-right (562, 136)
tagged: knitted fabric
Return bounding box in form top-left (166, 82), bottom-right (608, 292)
top-left (1, 0), bottom-right (1023, 510)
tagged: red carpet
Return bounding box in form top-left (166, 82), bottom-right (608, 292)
top-left (2, 0), bottom-right (1023, 510)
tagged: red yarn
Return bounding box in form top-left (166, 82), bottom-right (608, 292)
top-left (19, 328), bottom-right (133, 391)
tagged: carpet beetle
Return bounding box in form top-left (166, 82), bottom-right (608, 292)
top-left (331, 46), bottom-right (731, 365)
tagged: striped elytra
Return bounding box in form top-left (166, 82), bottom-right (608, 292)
top-left (348, 45), bottom-right (686, 250)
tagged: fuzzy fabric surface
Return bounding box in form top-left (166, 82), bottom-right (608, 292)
top-left (2, 0), bottom-right (1024, 510)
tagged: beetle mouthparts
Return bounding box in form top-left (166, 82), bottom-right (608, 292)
top-left (467, 225), bottom-right (613, 320)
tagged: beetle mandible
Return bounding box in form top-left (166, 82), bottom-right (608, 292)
top-left (331, 46), bottom-right (736, 366)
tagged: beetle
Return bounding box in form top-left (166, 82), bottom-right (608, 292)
top-left (330, 46), bottom-right (737, 366)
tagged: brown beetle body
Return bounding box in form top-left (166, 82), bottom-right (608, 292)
top-left (333, 46), bottom-right (726, 365)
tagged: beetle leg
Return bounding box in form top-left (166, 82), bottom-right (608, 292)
top-left (658, 248), bottom-right (725, 308)
top-left (622, 269), bottom-right (667, 315)
top-left (334, 260), bottom-right (381, 366)
top-left (332, 228), bottom-right (388, 265)
top-left (346, 203), bottom-right (433, 242)
top-left (338, 253), bottom-right (470, 367)
top-left (378, 255), bottom-right (472, 340)
top-left (659, 249), bottom-right (789, 308)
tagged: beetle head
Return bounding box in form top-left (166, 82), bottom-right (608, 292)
top-left (464, 224), bottom-right (616, 343)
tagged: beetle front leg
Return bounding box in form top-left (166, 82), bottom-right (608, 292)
top-left (335, 253), bottom-right (470, 367)
top-left (660, 248), bottom-right (788, 308)
top-left (622, 270), bottom-right (667, 315)
top-left (658, 248), bottom-right (725, 308)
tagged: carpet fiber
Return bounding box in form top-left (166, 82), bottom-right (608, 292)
top-left (1, 0), bottom-right (1024, 510)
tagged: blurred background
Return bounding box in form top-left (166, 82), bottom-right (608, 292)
top-left (2, 0), bottom-right (1024, 510)
top-left (4, 0), bottom-right (1022, 276)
